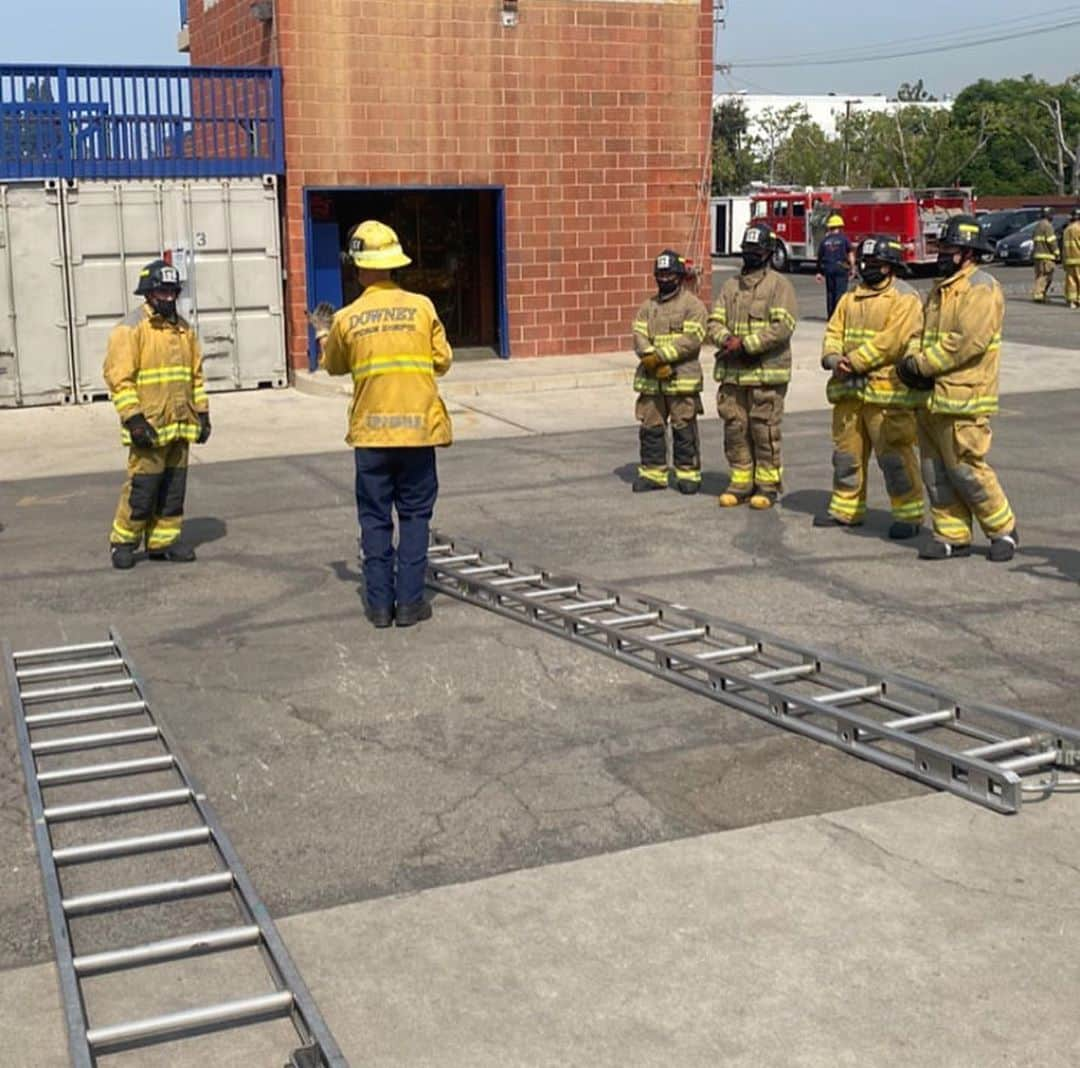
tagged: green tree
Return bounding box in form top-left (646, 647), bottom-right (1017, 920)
top-left (897, 79), bottom-right (937, 102)
top-left (772, 117), bottom-right (843, 186)
top-left (711, 98), bottom-right (756, 195)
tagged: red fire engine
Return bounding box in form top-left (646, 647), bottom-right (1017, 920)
top-left (748, 186), bottom-right (975, 270)
top-left (831, 188), bottom-right (975, 266)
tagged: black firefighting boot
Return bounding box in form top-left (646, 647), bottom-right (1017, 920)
top-left (988, 528), bottom-right (1019, 563)
top-left (632, 476), bottom-right (667, 493)
top-left (148, 545), bottom-right (197, 563)
top-left (918, 539), bottom-right (972, 561)
top-left (364, 602), bottom-right (394, 629)
top-left (395, 601), bottom-right (433, 628)
top-left (888, 522), bottom-right (921, 540)
top-left (110, 543), bottom-right (137, 570)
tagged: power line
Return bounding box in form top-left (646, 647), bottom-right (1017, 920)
top-left (723, 4), bottom-right (1080, 66)
top-left (726, 13), bottom-right (1080, 70)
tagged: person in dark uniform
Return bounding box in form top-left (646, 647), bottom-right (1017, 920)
top-left (816, 213), bottom-right (854, 319)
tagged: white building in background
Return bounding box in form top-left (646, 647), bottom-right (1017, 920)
top-left (715, 92), bottom-right (953, 139)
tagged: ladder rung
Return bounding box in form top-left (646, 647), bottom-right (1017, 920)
top-left (24, 699), bottom-right (146, 728)
top-left (883, 709), bottom-right (955, 731)
top-left (433, 553), bottom-right (481, 565)
top-left (20, 678), bottom-right (134, 704)
top-left (747, 663), bottom-right (817, 683)
top-left (604, 612), bottom-right (661, 627)
top-left (31, 725), bottom-right (159, 756)
top-left (54, 826), bottom-right (211, 866)
top-left (696, 643), bottom-right (758, 661)
top-left (964, 735), bottom-right (1035, 759)
top-left (86, 990), bottom-right (294, 1051)
top-left (457, 563), bottom-right (512, 576)
top-left (563, 598), bottom-right (618, 613)
top-left (523, 585), bottom-right (579, 599)
top-left (490, 573), bottom-right (544, 587)
top-left (44, 787), bottom-right (191, 823)
top-left (997, 750), bottom-right (1059, 773)
top-left (427, 543), bottom-right (453, 554)
top-left (37, 755), bottom-right (174, 787)
top-left (13, 640), bottom-right (116, 663)
top-left (16, 657), bottom-right (124, 682)
top-left (74, 924), bottom-right (261, 976)
top-left (63, 871), bottom-right (233, 916)
top-left (813, 684), bottom-right (881, 706)
top-left (642, 627), bottom-right (707, 644)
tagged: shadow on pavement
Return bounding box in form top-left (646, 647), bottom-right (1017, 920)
top-left (183, 516), bottom-right (227, 548)
top-left (1014, 545), bottom-right (1080, 583)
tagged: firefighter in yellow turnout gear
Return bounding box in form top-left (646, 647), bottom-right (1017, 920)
top-left (1063, 206), bottom-right (1080, 309)
top-left (631, 250), bottom-right (707, 494)
top-left (103, 260), bottom-right (210, 570)
top-left (896, 216), bottom-right (1018, 562)
top-left (707, 223), bottom-right (798, 509)
top-left (1032, 206), bottom-right (1059, 303)
top-left (816, 235), bottom-right (925, 538)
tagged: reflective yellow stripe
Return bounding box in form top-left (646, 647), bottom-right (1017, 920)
top-left (683, 320), bottom-right (706, 339)
top-left (674, 468), bottom-right (701, 482)
top-left (111, 521), bottom-right (139, 542)
top-left (829, 497), bottom-right (866, 518)
top-left (928, 395), bottom-right (999, 416)
top-left (121, 421), bottom-right (199, 446)
top-left (728, 467), bottom-right (753, 486)
top-left (983, 501), bottom-right (1014, 529)
top-left (934, 517), bottom-right (972, 539)
top-left (709, 308), bottom-right (728, 323)
top-left (632, 321), bottom-right (650, 335)
top-left (637, 466), bottom-right (669, 484)
top-left (891, 500), bottom-right (924, 518)
top-left (754, 464), bottom-right (782, 483)
top-left (111, 389), bottom-right (139, 411)
top-left (769, 307), bottom-right (796, 331)
top-left (352, 356), bottom-right (435, 380)
top-left (136, 367), bottom-right (194, 384)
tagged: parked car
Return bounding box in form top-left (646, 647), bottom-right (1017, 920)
top-left (979, 208), bottom-right (1043, 246)
top-left (995, 215), bottom-right (1069, 265)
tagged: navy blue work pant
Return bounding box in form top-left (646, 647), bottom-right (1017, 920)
top-left (353, 446), bottom-right (438, 610)
top-left (824, 270), bottom-right (848, 320)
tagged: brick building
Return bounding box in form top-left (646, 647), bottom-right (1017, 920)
top-left (186, 0), bottom-right (713, 366)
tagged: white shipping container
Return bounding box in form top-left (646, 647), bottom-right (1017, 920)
top-left (0, 181), bottom-right (75, 407)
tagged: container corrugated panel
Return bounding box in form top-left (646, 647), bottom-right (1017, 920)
top-left (0, 181), bottom-right (74, 407)
top-left (65, 176), bottom-right (286, 402)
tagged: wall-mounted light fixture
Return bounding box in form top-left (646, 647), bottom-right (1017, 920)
top-left (250, 1), bottom-right (273, 23)
top-left (501, 0), bottom-right (519, 28)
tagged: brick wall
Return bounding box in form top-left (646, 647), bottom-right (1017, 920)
top-left (190, 0), bottom-right (713, 365)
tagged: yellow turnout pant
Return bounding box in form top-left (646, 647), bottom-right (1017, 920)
top-left (916, 412), bottom-right (1014, 545)
top-left (110, 441), bottom-right (190, 551)
top-left (828, 398), bottom-right (924, 525)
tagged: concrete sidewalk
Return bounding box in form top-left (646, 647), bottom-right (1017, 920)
top-left (2, 327), bottom-right (1078, 483)
top-left (4, 791), bottom-right (1079, 1066)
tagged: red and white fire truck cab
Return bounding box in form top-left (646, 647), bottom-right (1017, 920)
top-left (748, 188), bottom-right (834, 271)
top-left (830, 187), bottom-right (975, 266)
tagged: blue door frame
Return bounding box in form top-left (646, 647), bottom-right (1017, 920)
top-left (302, 185), bottom-right (510, 370)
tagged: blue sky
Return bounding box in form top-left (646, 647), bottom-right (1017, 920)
top-left (0, 0), bottom-right (1077, 100)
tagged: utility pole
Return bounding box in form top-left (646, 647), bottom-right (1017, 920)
top-left (842, 97), bottom-right (862, 186)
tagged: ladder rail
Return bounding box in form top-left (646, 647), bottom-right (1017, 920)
top-left (428, 532), bottom-right (1080, 813)
top-left (3, 638), bottom-right (93, 1068)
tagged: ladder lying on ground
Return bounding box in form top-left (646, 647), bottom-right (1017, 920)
top-left (2, 630), bottom-right (348, 1068)
top-left (427, 532), bottom-right (1080, 815)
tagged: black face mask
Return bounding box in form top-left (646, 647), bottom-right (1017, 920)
top-left (741, 250), bottom-right (769, 272)
top-left (149, 295), bottom-right (178, 322)
top-left (858, 262), bottom-right (888, 287)
top-left (936, 252), bottom-right (962, 278)
top-left (656, 276), bottom-right (680, 298)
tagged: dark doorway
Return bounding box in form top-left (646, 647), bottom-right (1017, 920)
top-left (304, 186), bottom-right (506, 367)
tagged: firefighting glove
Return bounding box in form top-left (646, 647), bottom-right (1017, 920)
top-left (896, 355), bottom-right (935, 391)
top-left (639, 353), bottom-right (663, 374)
top-left (308, 301), bottom-right (336, 338)
top-left (196, 411), bottom-right (212, 445)
top-left (721, 336), bottom-right (745, 359)
top-left (124, 413), bottom-right (158, 448)
top-left (655, 363), bottom-right (673, 381)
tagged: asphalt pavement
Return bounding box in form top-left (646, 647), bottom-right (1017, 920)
top-left (2, 355), bottom-right (1079, 1064)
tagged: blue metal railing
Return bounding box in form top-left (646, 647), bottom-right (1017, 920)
top-left (0, 64), bottom-right (283, 180)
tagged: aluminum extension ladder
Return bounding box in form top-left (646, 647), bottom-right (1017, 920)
top-left (426, 531), bottom-right (1080, 814)
top-left (2, 630), bottom-right (348, 1068)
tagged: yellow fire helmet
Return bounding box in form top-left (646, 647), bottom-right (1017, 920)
top-left (826, 214), bottom-right (845, 228)
top-left (348, 220), bottom-right (412, 269)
